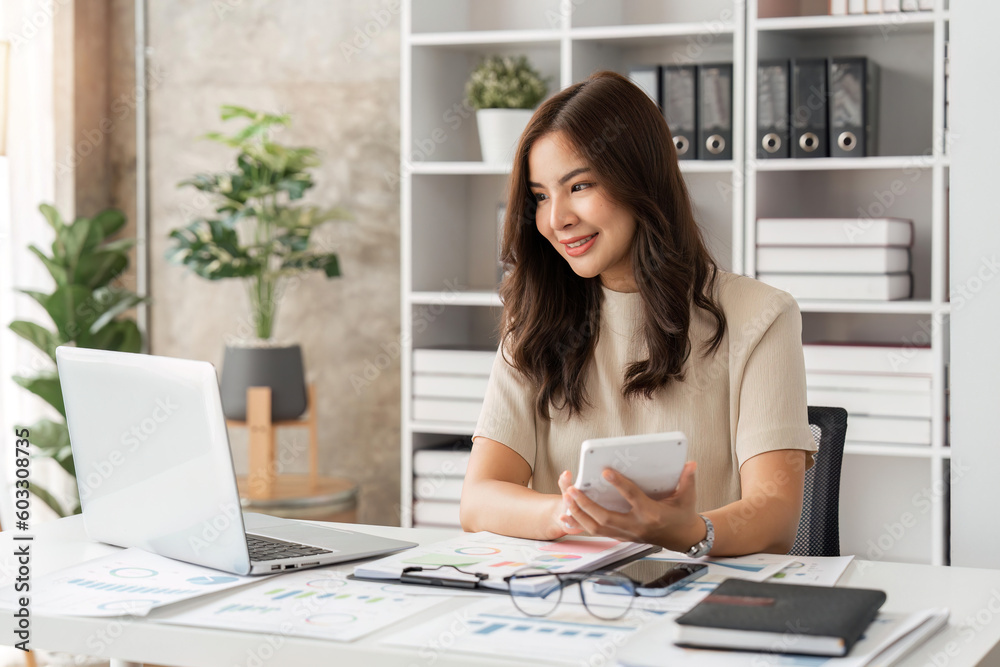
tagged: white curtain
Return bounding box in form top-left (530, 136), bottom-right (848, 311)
top-left (0, 0), bottom-right (68, 528)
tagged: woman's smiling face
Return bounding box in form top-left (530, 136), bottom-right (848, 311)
top-left (528, 131), bottom-right (638, 292)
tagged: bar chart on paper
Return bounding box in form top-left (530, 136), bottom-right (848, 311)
top-left (382, 598), bottom-right (668, 665)
top-left (153, 570), bottom-right (446, 641)
top-left (0, 548), bottom-right (260, 617)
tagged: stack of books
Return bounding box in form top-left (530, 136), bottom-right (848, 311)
top-left (756, 217), bottom-right (915, 301)
top-left (412, 438), bottom-right (472, 529)
top-left (412, 347), bottom-right (495, 424)
top-left (804, 343), bottom-right (932, 446)
top-left (835, 0), bottom-right (935, 14)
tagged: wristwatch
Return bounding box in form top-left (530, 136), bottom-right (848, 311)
top-left (684, 514), bottom-right (715, 558)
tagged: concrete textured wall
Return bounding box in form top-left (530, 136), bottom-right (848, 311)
top-left (146, 0), bottom-right (402, 524)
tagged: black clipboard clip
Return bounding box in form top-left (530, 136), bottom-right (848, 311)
top-left (400, 565), bottom-right (489, 589)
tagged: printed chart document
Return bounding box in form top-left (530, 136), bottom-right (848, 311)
top-left (382, 596), bottom-right (668, 665)
top-left (769, 555), bottom-right (854, 587)
top-left (0, 548), bottom-right (262, 617)
top-left (153, 568), bottom-right (446, 642)
top-left (618, 607), bottom-right (949, 667)
top-left (354, 532), bottom-right (653, 592)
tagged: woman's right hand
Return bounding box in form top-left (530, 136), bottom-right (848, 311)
top-left (543, 470), bottom-right (584, 540)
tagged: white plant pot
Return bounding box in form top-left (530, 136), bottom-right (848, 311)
top-left (476, 108), bottom-right (534, 164)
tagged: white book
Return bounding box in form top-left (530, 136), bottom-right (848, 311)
top-left (756, 247), bottom-right (910, 274)
top-left (829, 0), bottom-right (848, 14)
top-left (628, 68), bottom-right (660, 105)
top-left (866, 0), bottom-right (882, 12)
top-left (918, 0), bottom-right (934, 9)
top-left (412, 500), bottom-right (462, 527)
top-left (901, 0), bottom-right (918, 9)
top-left (756, 218), bottom-right (913, 247)
top-left (807, 372), bottom-right (932, 393)
top-left (412, 348), bottom-right (495, 376)
top-left (803, 343), bottom-right (933, 375)
top-left (413, 448), bottom-right (471, 477)
top-left (848, 0), bottom-right (866, 12)
top-left (413, 476), bottom-right (464, 502)
top-left (846, 415), bottom-right (931, 445)
top-left (883, 0), bottom-right (902, 10)
top-left (413, 373), bottom-right (489, 400)
top-left (412, 398), bottom-right (482, 424)
top-left (757, 273), bottom-right (912, 301)
top-left (807, 388), bottom-right (931, 418)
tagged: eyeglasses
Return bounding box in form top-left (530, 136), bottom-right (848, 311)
top-left (503, 566), bottom-right (638, 620)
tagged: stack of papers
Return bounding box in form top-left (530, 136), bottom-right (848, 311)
top-left (153, 568), bottom-right (448, 641)
top-left (354, 532), bottom-right (654, 592)
top-left (0, 548), bottom-right (262, 617)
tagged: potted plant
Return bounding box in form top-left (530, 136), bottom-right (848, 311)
top-left (166, 105), bottom-right (351, 421)
top-left (9, 204), bottom-right (144, 517)
top-left (466, 55), bottom-right (549, 164)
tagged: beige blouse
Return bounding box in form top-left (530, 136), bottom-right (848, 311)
top-left (472, 271), bottom-right (817, 513)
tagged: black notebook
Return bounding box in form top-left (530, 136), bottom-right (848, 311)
top-left (674, 579), bottom-right (886, 657)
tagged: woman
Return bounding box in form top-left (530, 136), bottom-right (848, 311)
top-left (460, 70), bottom-right (817, 557)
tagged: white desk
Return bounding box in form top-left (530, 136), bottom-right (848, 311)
top-left (2, 516), bottom-right (999, 667)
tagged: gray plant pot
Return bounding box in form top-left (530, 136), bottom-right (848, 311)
top-left (220, 343), bottom-right (308, 421)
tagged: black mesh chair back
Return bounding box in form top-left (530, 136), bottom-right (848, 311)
top-left (789, 406), bottom-right (848, 557)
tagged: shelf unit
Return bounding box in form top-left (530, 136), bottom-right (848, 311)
top-left (747, 0), bottom-right (951, 566)
top-left (400, 0), bottom-right (951, 565)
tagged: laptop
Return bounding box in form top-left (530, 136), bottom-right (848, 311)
top-left (55, 346), bottom-right (416, 575)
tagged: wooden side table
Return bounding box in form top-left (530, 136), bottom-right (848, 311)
top-left (225, 384), bottom-right (358, 522)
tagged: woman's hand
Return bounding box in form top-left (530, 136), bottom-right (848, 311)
top-left (540, 470), bottom-right (585, 541)
top-left (562, 461), bottom-right (706, 551)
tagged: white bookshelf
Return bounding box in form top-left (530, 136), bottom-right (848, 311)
top-left (747, 0), bottom-right (951, 566)
top-left (400, 0), bottom-right (951, 565)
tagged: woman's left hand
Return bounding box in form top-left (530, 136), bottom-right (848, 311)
top-left (562, 461), bottom-right (706, 551)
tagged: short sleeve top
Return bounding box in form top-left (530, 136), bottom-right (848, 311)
top-left (472, 271), bottom-right (817, 513)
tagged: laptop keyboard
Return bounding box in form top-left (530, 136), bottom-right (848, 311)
top-left (246, 534), bottom-right (334, 562)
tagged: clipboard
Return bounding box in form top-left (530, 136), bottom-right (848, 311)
top-left (349, 544), bottom-right (662, 593)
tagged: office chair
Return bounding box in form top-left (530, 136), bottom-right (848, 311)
top-left (789, 406), bottom-right (849, 557)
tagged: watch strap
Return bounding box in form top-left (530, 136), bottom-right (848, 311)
top-left (685, 514), bottom-right (714, 558)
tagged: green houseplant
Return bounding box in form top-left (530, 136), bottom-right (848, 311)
top-left (465, 55), bottom-right (548, 163)
top-left (9, 204), bottom-right (144, 517)
top-left (166, 105), bottom-right (351, 420)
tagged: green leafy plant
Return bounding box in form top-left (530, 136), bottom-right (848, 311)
top-left (9, 204), bottom-right (145, 517)
top-left (465, 55), bottom-right (549, 110)
top-left (165, 105), bottom-right (352, 340)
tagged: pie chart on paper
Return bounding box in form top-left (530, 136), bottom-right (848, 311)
top-left (535, 554), bottom-right (582, 563)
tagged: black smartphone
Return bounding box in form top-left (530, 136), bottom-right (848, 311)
top-left (607, 560), bottom-right (708, 597)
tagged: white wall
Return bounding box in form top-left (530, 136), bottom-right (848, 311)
top-left (949, 1), bottom-right (1000, 568)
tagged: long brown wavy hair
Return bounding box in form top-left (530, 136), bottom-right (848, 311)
top-left (500, 70), bottom-right (727, 420)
